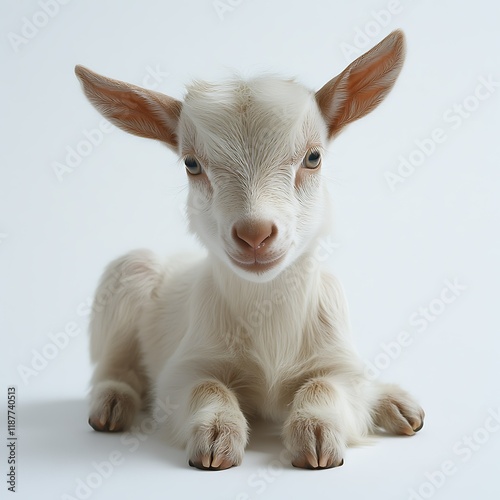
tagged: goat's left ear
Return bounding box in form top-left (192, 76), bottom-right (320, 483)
top-left (316, 29), bottom-right (406, 139)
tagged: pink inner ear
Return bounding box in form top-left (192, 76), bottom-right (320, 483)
top-left (316, 30), bottom-right (405, 139)
top-left (117, 94), bottom-right (141, 112)
top-left (106, 88), bottom-right (182, 147)
top-left (76, 65), bottom-right (182, 149)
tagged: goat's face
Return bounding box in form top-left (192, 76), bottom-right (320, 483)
top-left (180, 79), bottom-right (327, 282)
top-left (75, 30), bottom-right (406, 282)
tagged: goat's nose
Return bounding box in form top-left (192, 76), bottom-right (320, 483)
top-left (232, 220), bottom-right (277, 250)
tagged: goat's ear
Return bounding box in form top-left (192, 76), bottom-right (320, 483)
top-left (315, 29), bottom-right (405, 139)
top-left (75, 65), bottom-right (182, 151)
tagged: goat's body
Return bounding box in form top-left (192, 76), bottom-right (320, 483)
top-left (78, 30), bottom-right (424, 470)
top-left (89, 243), bottom-right (411, 451)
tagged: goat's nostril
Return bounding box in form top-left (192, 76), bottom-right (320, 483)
top-left (232, 221), bottom-right (277, 250)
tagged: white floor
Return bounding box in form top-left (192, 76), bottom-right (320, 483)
top-left (2, 1), bottom-right (500, 499)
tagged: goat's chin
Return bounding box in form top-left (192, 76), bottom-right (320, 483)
top-left (226, 254), bottom-right (289, 283)
top-left (229, 264), bottom-right (285, 283)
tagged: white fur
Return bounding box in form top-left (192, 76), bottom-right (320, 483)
top-left (79, 30), bottom-right (424, 470)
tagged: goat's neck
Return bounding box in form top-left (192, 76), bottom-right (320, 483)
top-left (209, 249), bottom-right (322, 320)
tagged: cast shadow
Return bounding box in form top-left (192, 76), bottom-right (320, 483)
top-left (19, 399), bottom-right (185, 469)
top-left (19, 399), bottom-right (288, 470)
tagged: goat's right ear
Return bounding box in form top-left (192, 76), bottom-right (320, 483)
top-left (315, 30), bottom-right (406, 139)
top-left (75, 65), bottom-right (182, 151)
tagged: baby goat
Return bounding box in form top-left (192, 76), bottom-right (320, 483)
top-left (76, 29), bottom-right (424, 471)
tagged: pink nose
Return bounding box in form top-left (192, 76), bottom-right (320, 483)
top-left (232, 220), bottom-right (277, 251)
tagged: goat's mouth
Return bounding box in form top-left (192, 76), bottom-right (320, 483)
top-left (227, 253), bottom-right (286, 274)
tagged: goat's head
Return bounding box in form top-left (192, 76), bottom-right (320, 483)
top-left (76, 30), bottom-right (405, 283)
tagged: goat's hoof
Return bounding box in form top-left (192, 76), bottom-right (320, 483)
top-left (375, 385), bottom-right (425, 436)
top-left (284, 416), bottom-right (345, 470)
top-left (188, 457), bottom-right (235, 471)
top-left (88, 381), bottom-right (140, 432)
top-left (187, 418), bottom-right (245, 471)
top-left (292, 454), bottom-right (344, 470)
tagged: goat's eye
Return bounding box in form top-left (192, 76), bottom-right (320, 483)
top-left (184, 156), bottom-right (202, 175)
top-left (303, 149), bottom-right (321, 169)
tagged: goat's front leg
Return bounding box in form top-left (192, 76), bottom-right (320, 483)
top-left (184, 379), bottom-right (248, 471)
top-left (283, 376), bottom-right (369, 470)
top-left (371, 382), bottom-right (425, 436)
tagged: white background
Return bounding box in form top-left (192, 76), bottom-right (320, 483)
top-left (1, 0), bottom-right (500, 499)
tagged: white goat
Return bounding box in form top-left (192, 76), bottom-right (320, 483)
top-left (75, 29), bottom-right (424, 471)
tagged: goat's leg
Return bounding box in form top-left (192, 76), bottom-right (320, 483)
top-left (187, 380), bottom-right (248, 470)
top-left (370, 382), bottom-right (425, 436)
top-left (166, 377), bottom-right (249, 470)
top-left (88, 249), bottom-right (163, 432)
top-left (283, 376), bottom-right (372, 469)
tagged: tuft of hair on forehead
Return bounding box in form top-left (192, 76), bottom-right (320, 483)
top-left (179, 76), bottom-right (321, 167)
top-left (183, 76), bottom-right (313, 116)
